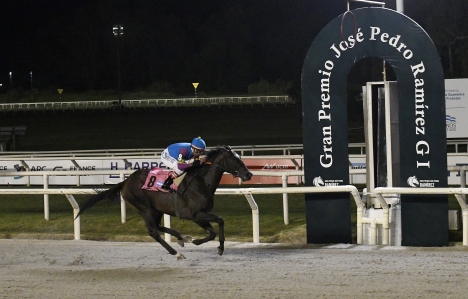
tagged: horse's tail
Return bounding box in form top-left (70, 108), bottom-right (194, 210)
top-left (76, 181), bottom-right (125, 219)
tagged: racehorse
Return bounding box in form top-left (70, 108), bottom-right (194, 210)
top-left (77, 145), bottom-right (253, 259)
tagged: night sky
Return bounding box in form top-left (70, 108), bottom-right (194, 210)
top-left (0, 1), bottom-right (466, 95)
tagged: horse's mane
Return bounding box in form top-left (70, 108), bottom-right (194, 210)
top-left (185, 146), bottom-right (230, 175)
top-left (184, 146), bottom-right (230, 175)
top-left (205, 146), bottom-right (224, 160)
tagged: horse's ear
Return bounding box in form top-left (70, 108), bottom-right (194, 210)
top-left (216, 145), bottom-right (230, 151)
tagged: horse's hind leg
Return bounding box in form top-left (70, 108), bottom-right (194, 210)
top-left (192, 213), bottom-right (225, 256)
top-left (141, 210), bottom-right (186, 259)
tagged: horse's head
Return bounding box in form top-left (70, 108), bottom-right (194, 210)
top-left (205, 145), bottom-right (253, 181)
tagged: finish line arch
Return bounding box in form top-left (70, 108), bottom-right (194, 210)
top-left (301, 8), bottom-right (448, 246)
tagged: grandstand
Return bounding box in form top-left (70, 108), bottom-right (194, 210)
top-left (0, 97), bottom-right (304, 151)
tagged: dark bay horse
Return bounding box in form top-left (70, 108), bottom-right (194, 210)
top-left (77, 145), bottom-right (252, 259)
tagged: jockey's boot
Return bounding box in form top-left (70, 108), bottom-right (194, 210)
top-left (161, 177), bottom-right (174, 191)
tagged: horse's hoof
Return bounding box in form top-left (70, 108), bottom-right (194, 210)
top-left (217, 247), bottom-right (224, 256)
top-left (183, 235), bottom-right (193, 243)
top-left (176, 253), bottom-right (186, 260)
top-left (177, 239), bottom-right (185, 247)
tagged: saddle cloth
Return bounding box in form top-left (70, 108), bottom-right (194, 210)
top-left (141, 168), bottom-right (178, 193)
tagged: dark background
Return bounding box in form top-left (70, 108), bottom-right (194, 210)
top-left (1, 1), bottom-right (467, 151)
top-left (0, 104), bottom-right (305, 151)
top-left (1, 0), bottom-right (467, 94)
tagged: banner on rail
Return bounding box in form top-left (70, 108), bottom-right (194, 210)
top-left (0, 157), bottom-right (303, 185)
top-left (2, 155), bottom-right (466, 185)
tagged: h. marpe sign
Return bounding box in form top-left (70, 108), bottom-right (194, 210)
top-left (446, 79), bottom-right (468, 139)
top-left (0, 157), bottom-right (302, 185)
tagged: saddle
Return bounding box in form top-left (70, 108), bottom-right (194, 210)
top-left (141, 168), bottom-right (178, 193)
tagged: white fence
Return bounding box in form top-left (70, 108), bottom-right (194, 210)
top-left (1, 166), bottom-right (468, 245)
top-left (374, 187), bottom-right (468, 246)
top-left (0, 96), bottom-right (293, 112)
top-left (2, 183), bottom-right (468, 245)
top-left (0, 185), bottom-right (361, 244)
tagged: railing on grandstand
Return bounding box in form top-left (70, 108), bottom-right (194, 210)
top-left (1, 139), bottom-right (467, 158)
top-left (0, 96), bottom-right (293, 111)
top-left (0, 145), bottom-right (304, 158)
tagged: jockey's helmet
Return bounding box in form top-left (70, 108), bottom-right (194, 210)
top-left (191, 137), bottom-right (206, 152)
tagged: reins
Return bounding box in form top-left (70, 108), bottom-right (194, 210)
top-left (179, 150), bottom-right (240, 194)
top-left (177, 165), bottom-right (204, 195)
top-left (177, 160), bottom-right (216, 194)
top-left (204, 156), bottom-right (239, 176)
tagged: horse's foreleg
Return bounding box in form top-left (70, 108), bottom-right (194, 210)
top-left (192, 214), bottom-right (225, 255)
top-left (217, 216), bottom-right (225, 254)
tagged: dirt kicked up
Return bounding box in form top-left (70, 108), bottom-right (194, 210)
top-left (1, 239), bottom-right (468, 299)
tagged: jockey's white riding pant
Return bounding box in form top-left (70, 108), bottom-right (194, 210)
top-left (161, 149), bottom-right (185, 176)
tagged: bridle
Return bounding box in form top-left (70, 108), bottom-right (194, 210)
top-left (204, 149), bottom-right (243, 178)
top-left (179, 148), bottom-right (244, 194)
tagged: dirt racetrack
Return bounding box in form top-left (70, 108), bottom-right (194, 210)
top-left (1, 239), bottom-right (468, 299)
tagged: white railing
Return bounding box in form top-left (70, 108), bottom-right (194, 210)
top-left (374, 187), bottom-right (468, 246)
top-left (0, 188), bottom-right (95, 241)
top-left (0, 164), bottom-right (466, 199)
top-left (2, 183), bottom-right (468, 245)
top-left (2, 166), bottom-right (468, 245)
top-left (0, 96), bottom-right (293, 112)
top-left (0, 185), bottom-right (361, 244)
top-left (0, 169), bottom-right (306, 224)
top-left (216, 185), bottom-right (362, 243)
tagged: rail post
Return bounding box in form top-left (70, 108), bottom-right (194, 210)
top-left (282, 173), bottom-right (289, 225)
top-left (244, 194), bottom-right (260, 243)
top-left (65, 194), bottom-right (81, 240)
top-left (164, 214), bottom-right (171, 243)
top-left (120, 173), bottom-right (126, 223)
top-left (454, 194), bottom-right (468, 245)
top-left (461, 169), bottom-right (466, 202)
top-left (43, 174), bottom-right (49, 220)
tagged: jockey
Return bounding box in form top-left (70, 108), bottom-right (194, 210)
top-left (160, 136), bottom-right (206, 190)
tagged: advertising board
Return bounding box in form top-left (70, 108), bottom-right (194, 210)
top-left (0, 157), bottom-right (303, 186)
top-left (446, 79), bottom-right (468, 139)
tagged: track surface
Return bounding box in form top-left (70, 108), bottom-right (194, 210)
top-left (1, 239), bottom-right (468, 298)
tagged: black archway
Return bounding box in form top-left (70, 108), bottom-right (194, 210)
top-left (302, 8), bottom-right (447, 246)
